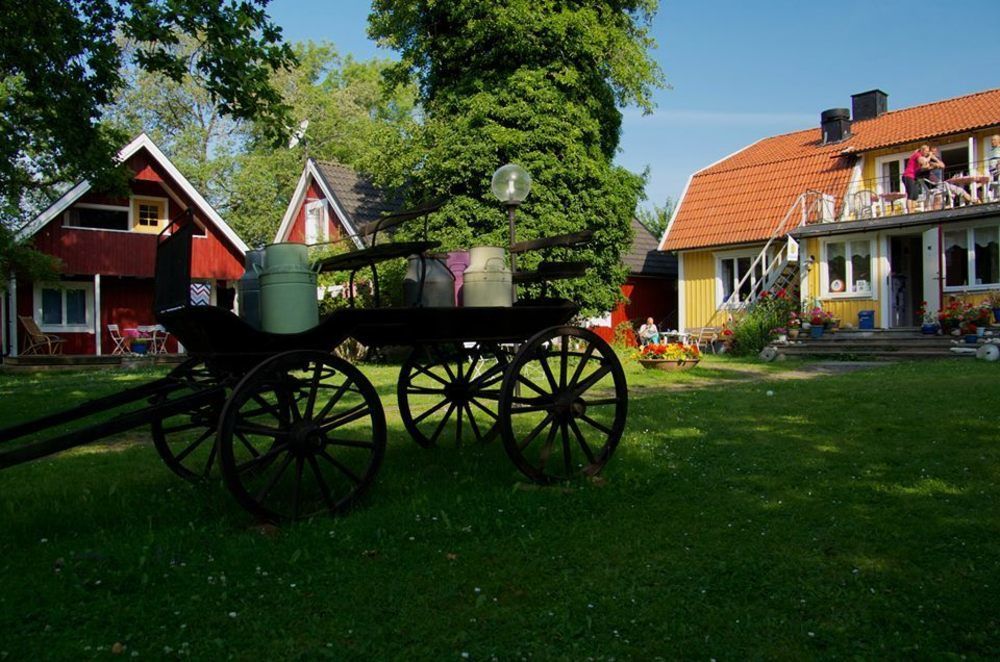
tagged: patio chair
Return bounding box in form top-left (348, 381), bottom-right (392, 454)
top-left (140, 324), bottom-right (170, 354)
top-left (689, 327), bottom-right (721, 354)
top-left (18, 316), bottom-right (66, 355)
top-left (851, 189), bottom-right (879, 219)
top-left (107, 324), bottom-right (128, 355)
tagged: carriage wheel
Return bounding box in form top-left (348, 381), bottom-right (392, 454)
top-left (499, 326), bottom-right (627, 484)
top-left (217, 350), bottom-right (386, 522)
top-left (151, 359), bottom-right (227, 482)
top-left (397, 343), bottom-right (511, 447)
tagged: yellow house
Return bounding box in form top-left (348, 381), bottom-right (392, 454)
top-left (661, 88), bottom-right (1000, 330)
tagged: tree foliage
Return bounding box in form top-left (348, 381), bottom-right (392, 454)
top-left (636, 196), bottom-right (676, 239)
top-left (367, 0), bottom-right (664, 313)
top-left (0, 0), bottom-right (295, 225)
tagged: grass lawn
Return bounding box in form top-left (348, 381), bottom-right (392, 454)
top-left (0, 356), bottom-right (998, 659)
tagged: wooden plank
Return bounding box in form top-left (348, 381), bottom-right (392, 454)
top-left (510, 230), bottom-right (593, 254)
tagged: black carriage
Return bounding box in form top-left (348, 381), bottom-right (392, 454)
top-left (0, 204), bottom-right (628, 522)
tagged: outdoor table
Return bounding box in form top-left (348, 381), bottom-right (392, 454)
top-left (879, 191), bottom-right (906, 215)
top-left (946, 175), bottom-right (990, 202)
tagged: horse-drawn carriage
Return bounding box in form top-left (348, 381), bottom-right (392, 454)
top-left (0, 203), bottom-right (628, 522)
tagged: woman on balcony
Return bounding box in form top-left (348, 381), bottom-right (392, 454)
top-left (902, 144), bottom-right (931, 213)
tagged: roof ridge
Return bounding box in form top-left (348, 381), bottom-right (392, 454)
top-left (856, 86), bottom-right (1000, 123)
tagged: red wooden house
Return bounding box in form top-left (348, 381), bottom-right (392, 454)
top-left (273, 158), bottom-right (398, 246)
top-left (3, 134), bottom-right (247, 356)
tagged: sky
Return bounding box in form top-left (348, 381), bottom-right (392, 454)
top-left (267, 0), bottom-right (1000, 211)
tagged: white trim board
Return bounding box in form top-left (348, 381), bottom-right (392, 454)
top-left (273, 159), bottom-right (365, 249)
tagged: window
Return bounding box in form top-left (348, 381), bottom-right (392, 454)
top-left (65, 205), bottom-right (129, 231)
top-left (945, 225), bottom-right (1000, 289)
top-left (875, 142), bottom-right (968, 194)
top-left (305, 200), bottom-right (328, 244)
top-left (718, 253), bottom-right (764, 306)
top-left (34, 282), bottom-right (93, 331)
top-left (823, 239), bottom-right (873, 296)
top-left (132, 198), bottom-right (166, 233)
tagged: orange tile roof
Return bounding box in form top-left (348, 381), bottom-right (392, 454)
top-left (662, 87), bottom-right (1000, 251)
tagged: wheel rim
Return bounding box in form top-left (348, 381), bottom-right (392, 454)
top-left (218, 351), bottom-right (386, 522)
top-left (151, 359), bottom-right (226, 482)
top-left (499, 327), bottom-right (627, 484)
top-left (397, 343), bottom-right (510, 447)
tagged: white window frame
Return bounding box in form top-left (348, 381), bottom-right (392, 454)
top-left (874, 140), bottom-right (970, 195)
top-left (305, 199), bottom-right (329, 245)
top-left (33, 281), bottom-right (95, 332)
top-left (820, 235), bottom-right (877, 299)
top-left (714, 248), bottom-right (767, 308)
top-left (942, 222), bottom-right (1000, 292)
top-left (130, 195), bottom-right (169, 233)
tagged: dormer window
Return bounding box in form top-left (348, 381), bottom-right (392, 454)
top-left (132, 197), bottom-right (167, 233)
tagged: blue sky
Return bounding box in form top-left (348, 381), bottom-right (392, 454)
top-left (268, 0), bottom-right (1000, 210)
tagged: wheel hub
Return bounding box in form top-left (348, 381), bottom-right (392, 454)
top-left (289, 421), bottom-right (325, 454)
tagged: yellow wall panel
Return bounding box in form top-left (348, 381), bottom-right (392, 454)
top-left (682, 250), bottom-right (717, 329)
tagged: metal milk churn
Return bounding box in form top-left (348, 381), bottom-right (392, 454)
top-left (462, 246), bottom-right (512, 307)
top-left (258, 242), bottom-right (320, 334)
top-left (237, 249), bottom-right (264, 329)
top-left (403, 255), bottom-right (456, 307)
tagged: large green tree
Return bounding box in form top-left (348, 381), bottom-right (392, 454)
top-left (0, 0), bottom-right (294, 223)
top-left (367, 0), bottom-right (664, 313)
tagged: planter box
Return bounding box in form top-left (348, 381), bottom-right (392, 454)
top-left (639, 359), bottom-right (700, 371)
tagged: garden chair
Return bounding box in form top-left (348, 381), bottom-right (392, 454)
top-left (107, 324), bottom-right (129, 355)
top-left (18, 316), bottom-right (66, 355)
top-left (688, 327), bottom-right (721, 354)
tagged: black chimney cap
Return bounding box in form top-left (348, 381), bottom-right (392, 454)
top-left (851, 89), bottom-right (888, 121)
top-left (821, 108), bottom-right (851, 123)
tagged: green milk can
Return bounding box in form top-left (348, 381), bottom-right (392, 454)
top-left (258, 242), bottom-right (320, 334)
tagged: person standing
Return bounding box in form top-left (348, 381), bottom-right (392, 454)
top-left (902, 144), bottom-right (931, 213)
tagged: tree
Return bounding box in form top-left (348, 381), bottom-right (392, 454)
top-left (636, 196), bottom-right (676, 239)
top-left (0, 0), bottom-right (295, 225)
top-left (225, 42), bottom-right (418, 247)
top-left (367, 0), bottom-right (665, 314)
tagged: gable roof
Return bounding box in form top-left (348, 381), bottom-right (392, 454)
top-left (274, 158), bottom-right (399, 248)
top-left (17, 133), bottom-right (248, 254)
top-left (624, 218), bottom-right (676, 277)
top-left (661, 87), bottom-right (1000, 252)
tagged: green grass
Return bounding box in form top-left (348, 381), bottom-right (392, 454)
top-left (1, 357), bottom-right (998, 659)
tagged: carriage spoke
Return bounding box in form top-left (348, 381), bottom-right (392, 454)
top-left (406, 386), bottom-right (448, 395)
top-left (560, 336), bottom-right (569, 389)
top-left (455, 402), bottom-right (463, 445)
top-left (254, 452), bottom-right (294, 503)
top-left (568, 344), bottom-right (597, 388)
top-left (235, 431), bottom-right (262, 458)
top-left (568, 416), bottom-right (597, 465)
top-left (468, 396), bottom-right (500, 419)
top-left (236, 442), bottom-right (291, 473)
top-left (314, 378), bottom-right (352, 422)
top-left (324, 438), bottom-right (376, 450)
top-left (251, 393), bottom-right (286, 423)
top-left (410, 361), bottom-right (451, 387)
top-left (516, 374), bottom-right (550, 397)
top-left (428, 403), bottom-right (456, 445)
top-left (536, 421), bottom-right (559, 472)
top-left (464, 402), bottom-right (484, 442)
top-left (518, 413), bottom-right (555, 452)
top-left (570, 364), bottom-right (612, 397)
top-left (412, 397), bottom-right (451, 425)
top-left (583, 397), bottom-right (621, 407)
top-left (234, 421), bottom-right (287, 438)
top-left (538, 352), bottom-right (560, 393)
top-left (202, 437), bottom-right (218, 476)
top-left (173, 427), bottom-right (214, 463)
top-left (306, 453), bottom-right (336, 513)
top-left (579, 413), bottom-right (612, 435)
top-left (318, 402), bottom-right (371, 432)
top-left (304, 363), bottom-right (324, 419)
top-left (561, 421), bottom-right (573, 476)
top-left (318, 449), bottom-right (362, 484)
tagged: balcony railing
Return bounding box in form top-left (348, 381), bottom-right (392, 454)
top-left (816, 158), bottom-right (1000, 224)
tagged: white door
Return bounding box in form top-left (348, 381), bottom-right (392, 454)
top-left (922, 227), bottom-right (941, 315)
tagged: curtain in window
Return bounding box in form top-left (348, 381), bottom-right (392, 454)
top-left (41, 288), bottom-right (62, 324)
top-left (827, 242), bottom-right (846, 292)
top-left (850, 243), bottom-right (871, 292)
top-left (974, 227), bottom-right (999, 286)
top-left (944, 230), bottom-right (968, 287)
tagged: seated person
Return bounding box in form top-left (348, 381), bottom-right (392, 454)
top-left (989, 134), bottom-right (1000, 195)
top-left (637, 317), bottom-right (660, 346)
top-left (923, 148), bottom-right (973, 207)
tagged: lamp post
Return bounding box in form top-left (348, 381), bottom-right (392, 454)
top-left (490, 163), bottom-right (532, 298)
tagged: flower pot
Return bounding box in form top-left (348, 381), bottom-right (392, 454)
top-left (131, 341), bottom-right (149, 355)
top-left (921, 323), bottom-right (938, 335)
top-left (809, 325), bottom-right (824, 339)
top-left (993, 307), bottom-right (1000, 324)
top-left (776, 334), bottom-right (787, 343)
top-left (788, 328), bottom-right (799, 339)
top-left (965, 334), bottom-right (979, 344)
top-left (638, 358), bottom-right (700, 371)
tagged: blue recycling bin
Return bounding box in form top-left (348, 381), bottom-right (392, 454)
top-left (858, 310), bottom-right (875, 330)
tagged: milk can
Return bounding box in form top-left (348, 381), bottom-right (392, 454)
top-left (462, 246), bottom-right (512, 307)
top-left (237, 249), bottom-right (264, 329)
top-left (257, 242), bottom-right (320, 334)
top-left (403, 255), bottom-right (456, 307)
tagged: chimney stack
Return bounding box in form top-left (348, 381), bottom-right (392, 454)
top-left (821, 108), bottom-right (851, 144)
top-left (851, 89), bottom-right (888, 121)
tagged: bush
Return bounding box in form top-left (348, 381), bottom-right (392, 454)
top-left (729, 289), bottom-right (797, 356)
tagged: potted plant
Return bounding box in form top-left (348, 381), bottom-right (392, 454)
top-left (937, 299), bottom-right (962, 334)
top-left (808, 307), bottom-right (830, 338)
top-left (987, 291), bottom-right (1000, 324)
top-left (771, 327), bottom-right (788, 343)
top-left (916, 301), bottom-right (938, 334)
top-left (787, 312), bottom-right (801, 339)
top-left (637, 342), bottom-right (701, 371)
